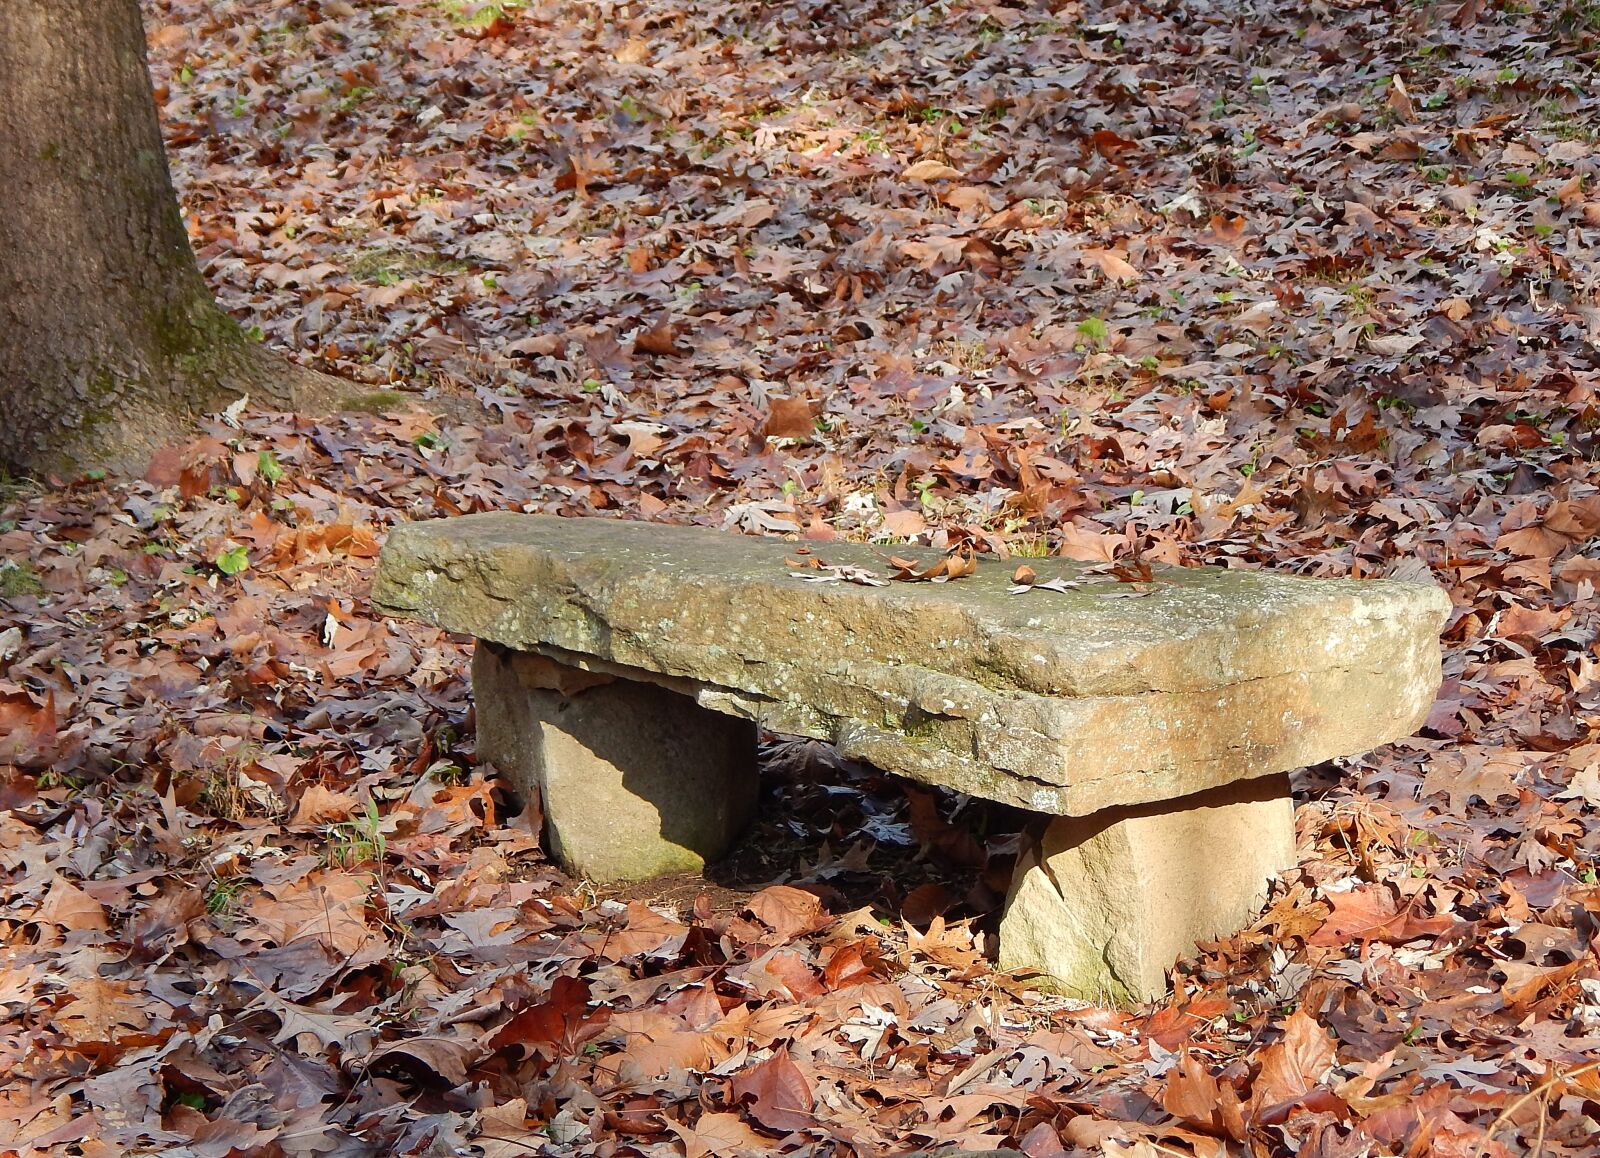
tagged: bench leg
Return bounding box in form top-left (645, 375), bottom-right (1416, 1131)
top-left (997, 773), bottom-right (1295, 1003)
top-left (473, 644), bottom-right (759, 883)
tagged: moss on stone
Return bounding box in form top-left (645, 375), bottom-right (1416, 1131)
top-left (899, 711), bottom-right (945, 741)
top-left (342, 390), bottom-right (411, 414)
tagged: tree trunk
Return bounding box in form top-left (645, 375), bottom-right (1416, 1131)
top-left (0, 0), bottom-right (341, 477)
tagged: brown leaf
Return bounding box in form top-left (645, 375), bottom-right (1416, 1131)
top-left (365, 1036), bottom-right (478, 1083)
top-left (244, 870), bottom-right (378, 956)
top-left (745, 885), bottom-right (828, 941)
top-left (943, 185), bottom-right (994, 213)
top-left (821, 940), bottom-right (885, 989)
top-left (1251, 1009), bottom-right (1337, 1111)
top-left (131, 886), bottom-right (205, 951)
top-left (253, 989), bottom-right (375, 1053)
top-left (745, 947), bottom-right (825, 1000)
top-left (762, 396), bottom-right (817, 441)
top-left (901, 159), bottom-right (963, 181)
top-left (1164, 1052), bottom-right (1246, 1140)
top-left (34, 876), bottom-right (109, 934)
top-left (1087, 128), bottom-right (1140, 161)
top-left (1497, 959), bottom-right (1586, 1010)
top-left (887, 544), bottom-right (977, 583)
top-left (614, 37), bottom-right (651, 64)
top-left (52, 977), bottom-right (151, 1045)
top-left (1081, 247), bottom-right (1140, 281)
top-left (666, 1112), bottom-right (768, 1158)
top-left (290, 783), bottom-right (357, 827)
top-left (599, 1012), bottom-right (725, 1079)
top-left (730, 1048), bottom-right (815, 1133)
top-left (489, 975), bottom-right (608, 1056)
top-left (632, 322), bottom-right (683, 357)
top-left (881, 505), bottom-right (927, 538)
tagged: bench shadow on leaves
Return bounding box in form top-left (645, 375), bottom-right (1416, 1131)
top-left (601, 734), bottom-right (1032, 946)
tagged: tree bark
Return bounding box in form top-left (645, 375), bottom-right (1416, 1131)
top-left (0, 0), bottom-right (342, 477)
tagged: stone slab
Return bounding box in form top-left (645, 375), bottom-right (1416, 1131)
top-left (375, 513), bottom-right (1449, 816)
top-left (474, 643), bottom-right (759, 881)
top-left (997, 774), bottom-right (1295, 1002)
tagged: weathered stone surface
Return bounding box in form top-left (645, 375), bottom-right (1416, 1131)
top-left (997, 774), bottom-right (1295, 1002)
top-left (376, 513), bottom-right (1449, 816)
top-left (474, 644), bottom-right (759, 882)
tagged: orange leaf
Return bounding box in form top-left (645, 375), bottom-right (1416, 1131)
top-left (730, 1048), bottom-right (815, 1133)
top-left (762, 397), bottom-right (817, 441)
top-left (746, 885), bottom-right (828, 941)
top-left (633, 322), bottom-right (682, 357)
top-left (1251, 1009), bottom-right (1336, 1112)
top-left (901, 159), bottom-right (963, 181)
top-left (1081, 247), bottom-right (1140, 281)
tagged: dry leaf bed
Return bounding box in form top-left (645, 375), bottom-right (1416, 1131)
top-left (5, 0), bottom-right (1600, 1153)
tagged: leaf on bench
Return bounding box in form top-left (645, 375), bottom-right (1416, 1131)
top-left (789, 565), bottom-right (888, 587)
top-left (885, 544), bottom-right (977, 583)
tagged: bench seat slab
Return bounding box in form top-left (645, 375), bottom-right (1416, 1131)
top-left (375, 513), bottom-right (1449, 818)
top-left (998, 773), bottom-right (1294, 1002)
top-left (474, 644), bottom-right (758, 882)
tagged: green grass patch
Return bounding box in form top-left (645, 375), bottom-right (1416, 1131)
top-left (348, 247), bottom-right (469, 286)
top-left (0, 560), bottom-right (43, 599)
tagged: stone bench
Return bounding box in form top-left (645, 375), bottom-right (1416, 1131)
top-left (373, 513), bottom-right (1449, 1001)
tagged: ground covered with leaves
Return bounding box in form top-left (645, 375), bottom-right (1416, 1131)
top-left (5, 0), bottom-right (1600, 1153)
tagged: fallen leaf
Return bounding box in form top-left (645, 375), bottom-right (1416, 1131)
top-left (745, 885), bottom-right (828, 942)
top-left (730, 1048), bottom-right (814, 1133)
top-left (762, 396), bottom-right (817, 440)
top-left (901, 159), bottom-right (963, 181)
